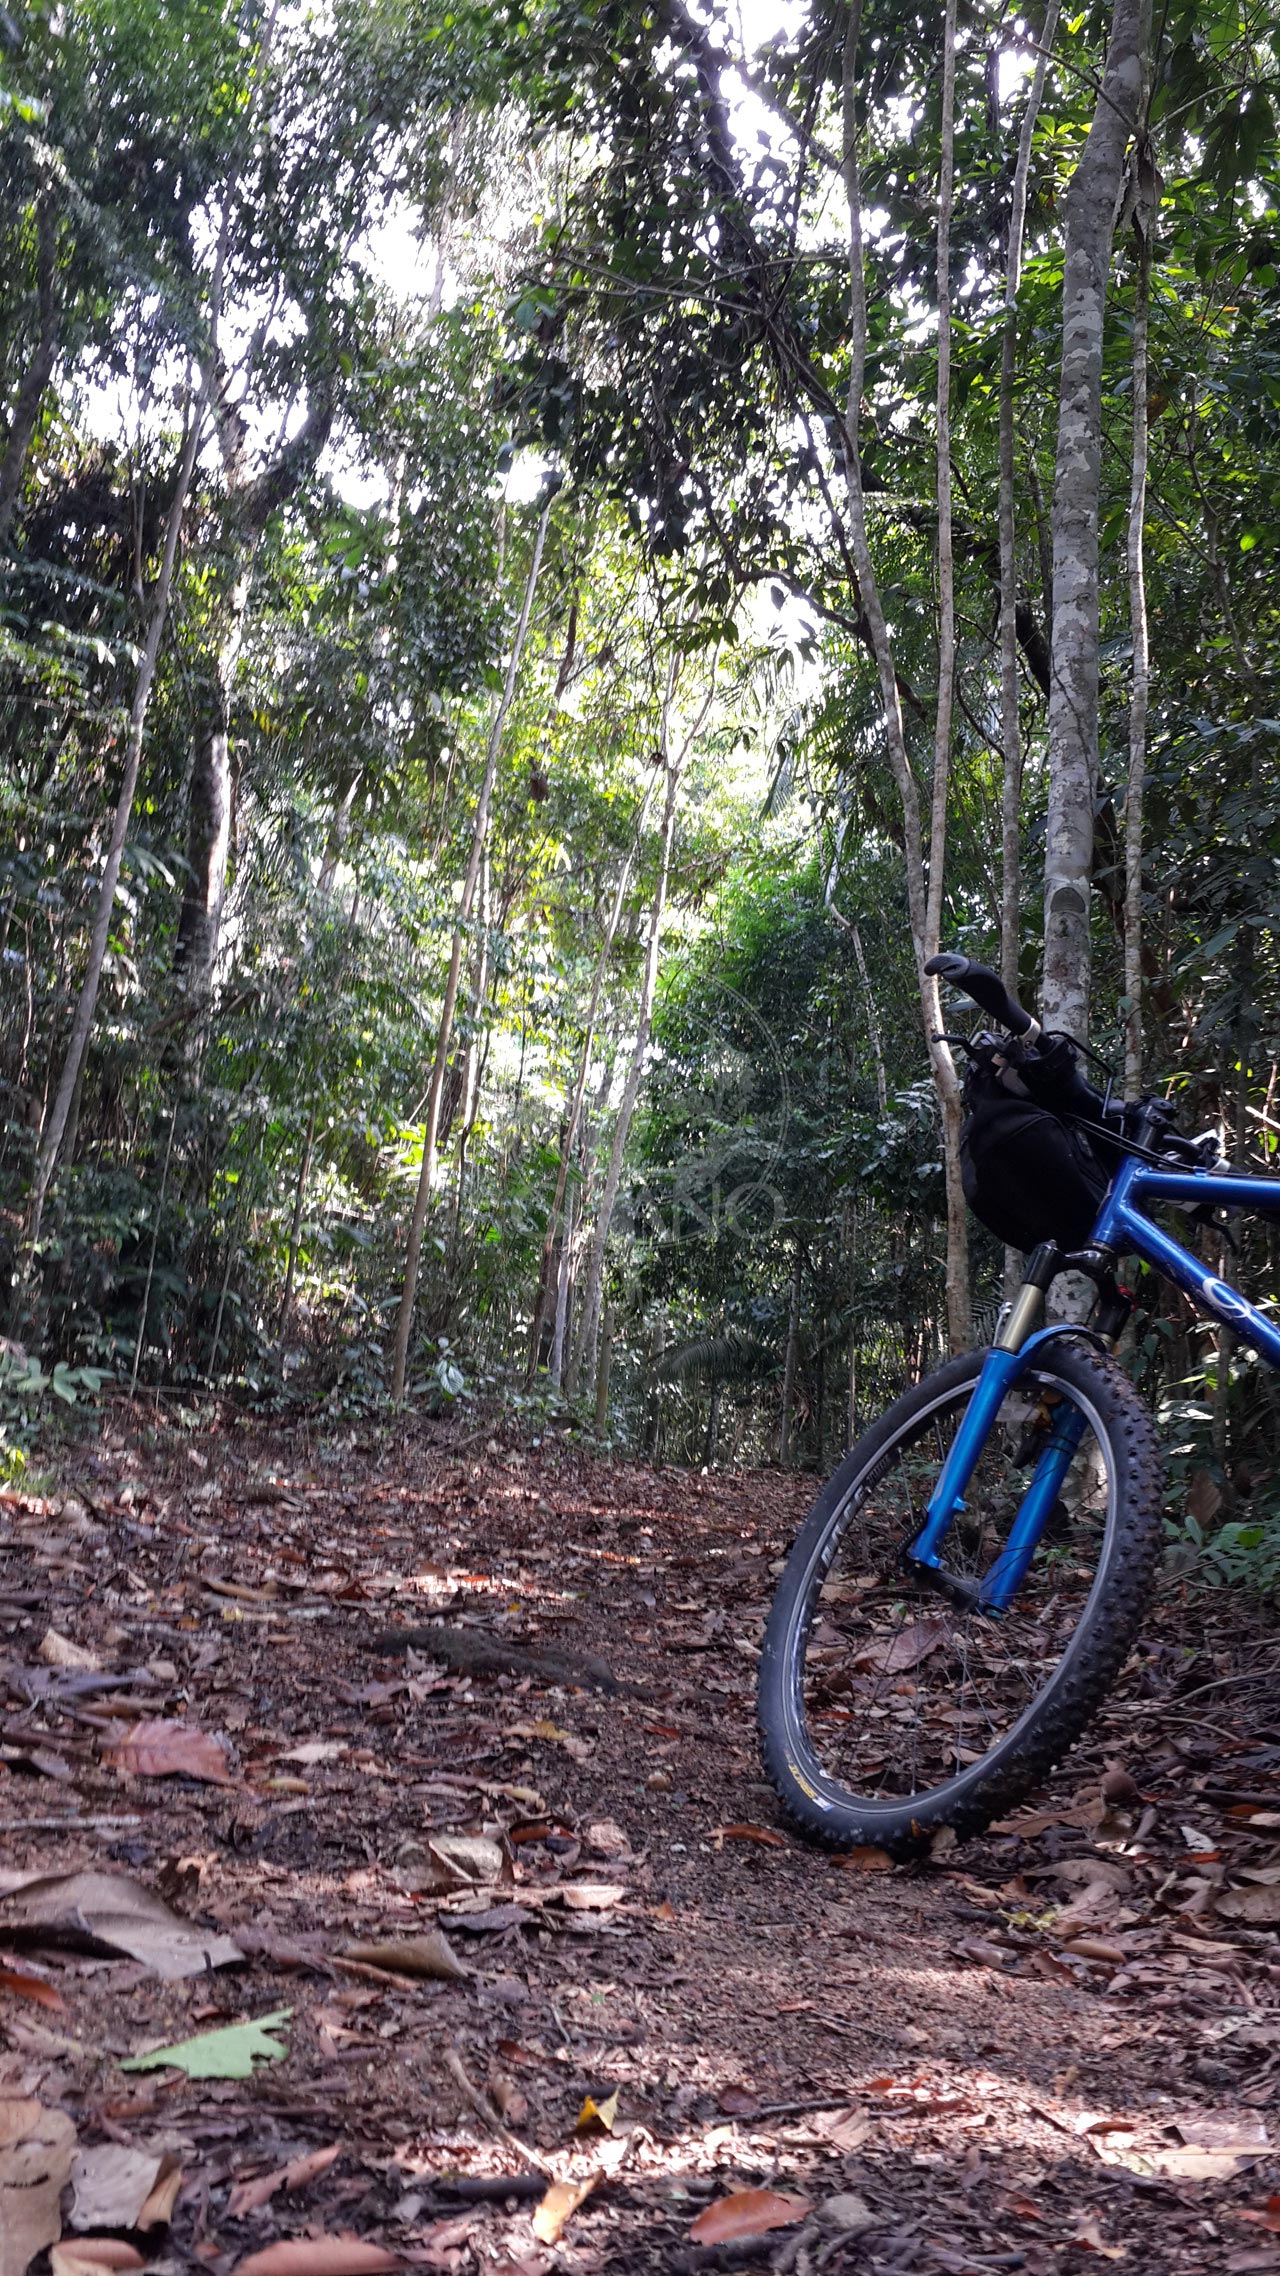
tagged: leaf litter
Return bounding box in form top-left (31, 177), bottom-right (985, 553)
top-left (3, 1414), bottom-right (1280, 2274)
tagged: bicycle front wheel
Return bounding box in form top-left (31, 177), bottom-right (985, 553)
top-left (758, 1339), bottom-right (1162, 1857)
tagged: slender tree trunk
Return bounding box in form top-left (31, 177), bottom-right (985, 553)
top-left (1123, 139), bottom-right (1154, 1099)
top-left (0, 198), bottom-right (59, 550)
top-left (593, 1299), bottom-right (613, 1435)
top-left (21, 328), bottom-right (223, 1267)
top-left (528, 785), bottom-right (653, 1381)
top-left (278, 1099), bottom-right (317, 1339)
top-left (999, 2), bottom-right (1061, 991)
top-left (390, 493), bottom-right (553, 1401)
top-left (927, 0), bottom-right (970, 1352)
top-left (175, 383), bottom-right (335, 1025)
top-left (840, 0), bottom-right (969, 1349)
top-left (1042, 0), bottom-right (1145, 1039)
top-left (128, 1102), bottom-right (178, 1398)
top-left (573, 740), bottom-right (682, 1388)
top-left (779, 1240), bottom-right (803, 1466)
top-left (550, 1184), bottom-right (575, 1387)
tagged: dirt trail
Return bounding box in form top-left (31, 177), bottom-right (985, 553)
top-left (1, 1410), bottom-right (1278, 2273)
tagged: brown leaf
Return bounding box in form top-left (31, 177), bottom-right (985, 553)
top-left (0, 1869), bottom-right (242, 1981)
top-left (342, 1932), bottom-right (469, 1982)
top-left (585, 1819), bottom-right (631, 1861)
top-left (70, 2144), bottom-right (182, 2232)
top-left (233, 2244), bottom-right (404, 2276)
top-left (718, 2087), bottom-right (759, 2117)
top-left (557, 1883), bottom-right (625, 1910)
top-left (851, 1620), bottom-right (943, 1675)
top-left (0, 1964), bottom-right (65, 2011)
top-left (531, 2176), bottom-right (597, 2244)
top-left (990, 1801), bottom-right (1102, 1837)
top-left (1187, 1468), bottom-right (1224, 1525)
top-left (39, 1629), bottom-right (102, 1671)
top-left (689, 2189), bottom-right (811, 2243)
top-left (51, 2247), bottom-right (146, 2276)
top-left (1239, 2198), bottom-right (1280, 2234)
top-left (228, 2144), bottom-right (342, 2216)
top-left (0, 2096), bottom-right (78, 2276)
top-left (1219, 1884), bottom-right (1280, 1924)
top-left (809, 2107), bottom-right (871, 2154)
top-left (835, 1846), bottom-right (893, 1872)
top-left (711, 1824), bottom-right (785, 1849)
top-left (104, 1719), bottom-right (233, 1785)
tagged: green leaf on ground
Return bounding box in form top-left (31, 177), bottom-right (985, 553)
top-left (121, 2007), bottom-right (292, 2079)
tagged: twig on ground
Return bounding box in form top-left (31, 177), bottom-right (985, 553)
top-left (443, 2043), bottom-right (556, 2179)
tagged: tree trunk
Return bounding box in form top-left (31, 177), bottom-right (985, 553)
top-left (20, 231), bottom-right (231, 1273)
top-left (1123, 139), bottom-right (1154, 1098)
top-left (593, 1300), bottom-right (613, 1435)
top-left (550, 1184), bottom-right (575, 1387)
top-left (840, 0), bottom-right (969, 1351)
top-left (390, 491), bottom-right (553, 1401)
top-left (779, 1241), bottom-right (802, 1466)
top-left (0, 197), bottom-right (59, 550)
top-left (528, 783), bottom-right (653, 1382)
top-left (278, 1098), bottom-right (317, 1340)
top-left (1042, 0), bottom-right (1145, 1039)
top-left (999, 2), bottom-right (1061, 992)
top-left (175, 383), bottom-right (335, 1026)
top-left (572, 735), bottom-right (682, 1389)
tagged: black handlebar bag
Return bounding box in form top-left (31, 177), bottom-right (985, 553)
top-left (959, 1054), bottom-right (1111, 1252)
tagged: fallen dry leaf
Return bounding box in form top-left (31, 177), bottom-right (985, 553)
top-left (1239, 2198), bottom-right (1280, 2234)
top-left (104, 1718), bottom-right (233, 1785)
top-left (557, 1883), bottom-right (624, 1910)
top-left (809, 2106), bottom-right (871, 2153)
top-left (576, 2089), bottom-right (619, 2134)
top-left (585, 1819), bottom-right (631, 1860)
top-left (689, 2188), bottom-right (811, 2243)
top-left (51, 2246), bottom-right (145, 2276)
top-left (342, 1931), bottom-right (469, 1981)
top-left (70, 2144), bottom-right (182, 2232)
top-left (0, 1869), bottom-right (242, 1981)
top-left (39, 1629), bottom-right (101, 1671)
top-left (712, 1823), bottom-right (785, 1849)
top-left (532, 2176), bottom-right (597, 2244)
top-left (0, 2095), bottom-right (78, 2276)
top-left (234, 2244), bottom-right (404, 2276)
top-left (0, 1964), bottom-right (65, 2011)
top-left (1218, 1883), bottom-right (1280, 1925)
top-left (228, 2143), bottom-right (342, 2216)
top-left (836, 1846), bottom-right (894, 1872)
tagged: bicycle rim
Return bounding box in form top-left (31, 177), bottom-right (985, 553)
top-left (782, 1364), bottom-right (1121, 1818)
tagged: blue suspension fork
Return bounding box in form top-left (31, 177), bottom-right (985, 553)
top-left (907, 1326), bottom-right (1090, 1615)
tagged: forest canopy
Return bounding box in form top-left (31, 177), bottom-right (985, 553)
top-left (1, 0), bottom-right (1278, 1560)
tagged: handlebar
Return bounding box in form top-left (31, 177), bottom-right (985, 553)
top-left (924, 952), bottom-right (1041, 1042)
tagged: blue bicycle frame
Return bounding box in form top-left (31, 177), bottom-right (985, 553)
top-left (909, 1153), bottom-right (1280, 1613)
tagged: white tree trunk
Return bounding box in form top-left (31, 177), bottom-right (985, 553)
top-left (390, 493), bottom-right (553, 1401)
top-left (999, 0), bottom-right (1061, 991)
top-left (840, 0), bottom-right (970, 1350)
top-left (1042, 0), bottom-right (1145, 1039)
top-left (573, 736), bottom-right (682, 1387)
top-left (1124, 138), bottom-right (1155, 1098)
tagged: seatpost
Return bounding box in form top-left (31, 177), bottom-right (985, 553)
top-left (994, 1244), bottom-right (1060, 1351)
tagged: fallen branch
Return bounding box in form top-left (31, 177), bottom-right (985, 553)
top-left (367, 1620), bottom-right (637, 1696)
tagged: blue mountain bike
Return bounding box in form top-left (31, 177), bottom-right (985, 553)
top-left (758, 951), bottom-right (1280, 1857)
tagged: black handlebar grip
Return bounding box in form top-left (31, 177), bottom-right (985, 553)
top-left (924, 952), bottom-right (1038, 1038)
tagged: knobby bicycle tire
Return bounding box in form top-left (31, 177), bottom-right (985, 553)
top-left (757, 1339), bottom-right (1163, 1858)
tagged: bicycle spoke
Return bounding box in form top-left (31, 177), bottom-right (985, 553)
top-left (796, 1373), bottom-right (1115, 1805)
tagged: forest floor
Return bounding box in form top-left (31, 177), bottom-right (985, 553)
top-left (3, 1407), bottom-right (1280, 2276)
